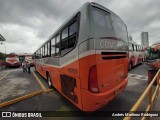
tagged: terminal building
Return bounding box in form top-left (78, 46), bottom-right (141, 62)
top-left (141, 32), bottom-right (149, 48)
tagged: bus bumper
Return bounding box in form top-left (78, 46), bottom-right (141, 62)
top-left (81, 77), bottom-right (128, 111)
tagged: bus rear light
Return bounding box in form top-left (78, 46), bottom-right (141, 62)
top-left (89, 65), bottom-right (99, 93)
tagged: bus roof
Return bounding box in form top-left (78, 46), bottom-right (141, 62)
top-left (34, 2), bottom-right (126, 53)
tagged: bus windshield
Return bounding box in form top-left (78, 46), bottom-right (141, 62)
top-left (93, 7), bottom-right (128, 43)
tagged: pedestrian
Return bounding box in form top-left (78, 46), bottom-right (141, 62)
top-left (27, 61), bottom-right (31, 74)
top-left (22, 61), bottom-right (27, 73)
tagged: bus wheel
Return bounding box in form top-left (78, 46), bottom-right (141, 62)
top-left (47, 73), bottom-right (52, 88)
top-left (35, 66), bottom-right (37, 72)
top-left (128, 62), bottom-right (132, 71)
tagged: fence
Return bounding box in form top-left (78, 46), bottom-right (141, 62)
top-left (124, 69), bottom-right (160, 120)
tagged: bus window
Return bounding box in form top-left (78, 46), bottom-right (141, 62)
top-left (51, 37), bottom-right (56, 56)
top-left (61, 27), bottom-right (69, 56)
top-left (132, 44), bottom-right (134, 51)
top-left (45, 44), bottom-right (48, 57)
top-left (61, 20), bottom-right (78, 56)
top-left (111, 15), bottom-right (128, 43)
top-left (93, 7), bottom-right (114, 37)
top-left (68, 21), bottom-right (78, 48)
top-left (48, 42), bottom-right (51, 57)
top-left (129, 43), bottom-right (132, 51)
top-left (135, 45), bottom-right (137, 51)
top-left (55, 34), bottom-right (60, 57)
top-left (42, 46), bottom-right (45, 57)
top-left (40, 48), bottom-right (42, 58)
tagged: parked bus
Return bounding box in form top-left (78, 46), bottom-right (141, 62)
top-left (19, 53), bottom-right (34, 66)
top-left (33, 2), bottom-right (129, 111)
top-left (5, 53), bottom-right (21, 67)
top-left (128, 41), bottom-right (144, 70)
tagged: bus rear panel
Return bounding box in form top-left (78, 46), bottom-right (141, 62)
top-left (79, 5), bottom-right (128, 111)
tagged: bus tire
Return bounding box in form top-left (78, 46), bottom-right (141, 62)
top-left (47, 73), bottom-right (52, 88)
top-left (35, 66), bottom-right (37, 72)
top-left (128, 62), bottom-right (132, 71)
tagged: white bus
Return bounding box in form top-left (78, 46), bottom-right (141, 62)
top-left (128, 41), bottom-right (144, 70)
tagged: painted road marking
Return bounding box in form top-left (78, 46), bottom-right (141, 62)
top-left (0, 71), bottom-right (10, 81)
top-left (0, 90), bottom-right (43, 108)
top-left (32, 70), bottom-right (53, 93)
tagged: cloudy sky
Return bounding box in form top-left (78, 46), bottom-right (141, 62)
top-left (0, 0), bottom-right (160, 54)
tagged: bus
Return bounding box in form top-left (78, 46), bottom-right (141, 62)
top-left (33, 2), bottom-right (129, 111)
top-left (5, 53), bottom-right (21, 67)
top-left (128, 41), bottom-right (144, 70)
top-left (145, 42), bottom-right (160, 68)
top-left (19, 53), bottom-right (34, 66)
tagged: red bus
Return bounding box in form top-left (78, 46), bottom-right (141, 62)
top-left (5, 53), bottom-right (21, 67)
top-left (33, 2), bottom-right (128, 111)
top-left (128, 41), bottom-right (144, 70)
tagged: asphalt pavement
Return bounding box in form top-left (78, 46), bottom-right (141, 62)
top-left (0, 63), bottom-right (159, 120)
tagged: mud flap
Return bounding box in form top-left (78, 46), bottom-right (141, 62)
top-left (60, 74), bottom-right (78, 103)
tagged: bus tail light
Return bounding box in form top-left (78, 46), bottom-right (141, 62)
top-left (89, 65), bottom-right (99, 93)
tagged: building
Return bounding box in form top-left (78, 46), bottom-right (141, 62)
top-left (141, 32), bottom-right (149, 48)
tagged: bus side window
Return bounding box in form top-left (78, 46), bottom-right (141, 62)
top-left (61, 20), bottom-right (78, 56)
top-left (68, 21), bottom-right (78, 50)
top-left (51, 37), bottom-right (56, 57)
top-left (132, 44), bottom-right (134, 51)
top-left (55, 34), bottom-right (60, 57)
top-left (42, 46), bottom-right (45, 58)
top-left (48, 41), bottom-right (51, 57)
top-left (129, 43), bottom-right (132, 51)
top-left (61, 27), bottom-right (69, 56)
top-left (45, 44), bottom-right (48, 57)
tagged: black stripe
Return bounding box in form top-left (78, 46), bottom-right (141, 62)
top-left (102, 56), bottom-right (126, 60)
top-left (101, 52), bottom-right (127, 55)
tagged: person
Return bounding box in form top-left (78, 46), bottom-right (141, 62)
top-left (22, 61), bottom-right (27, 73)
top-left (27, 61), bottom-right (31, 74)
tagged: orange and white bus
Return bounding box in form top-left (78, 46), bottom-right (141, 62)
top-left (5, 53), bottom-right (21, 67)
top-left (128, 41), bottom-right (144, 70)
top-left (33, 2), bottom-right (128, 111)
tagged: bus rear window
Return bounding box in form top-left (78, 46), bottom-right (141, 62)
top-left (93, 7), bottom-right (114, 38)
top-left (93, 7), bottom-right (128, 43)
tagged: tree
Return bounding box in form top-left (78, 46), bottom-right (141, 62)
top-left (0, 52), bottom-right (6, 61)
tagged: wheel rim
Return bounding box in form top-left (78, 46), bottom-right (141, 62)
top-left (48, 75), bottom-right (51, 87)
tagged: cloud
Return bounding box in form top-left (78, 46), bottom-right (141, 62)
top-left (0, 0), bottom-right (160, 54)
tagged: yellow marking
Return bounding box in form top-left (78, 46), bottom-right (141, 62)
top-left (32, 70), bottom-right (47, 92)
top-left (0, 90), bottom-right (43, 108)
top-left (45, 89), bottom-right (53, 94)
top-left (0, 71), bottom-right (10, 81)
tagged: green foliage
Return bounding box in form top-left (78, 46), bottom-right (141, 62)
top-left (0, 52), bottom-right (6, 61)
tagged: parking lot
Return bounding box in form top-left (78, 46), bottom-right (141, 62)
top-left (0, 63), bottom-right (159, 119)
